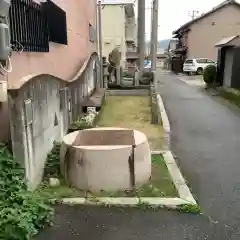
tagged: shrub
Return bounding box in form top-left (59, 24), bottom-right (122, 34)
top-left (203, 64), bottom-right (217, 84)
top-left (140, 72), bottom-right (153, 85)
top-left (0, 144), bottom-right (54, 240)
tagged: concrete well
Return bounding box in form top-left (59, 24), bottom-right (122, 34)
top-left (60, 127), bottom-right (151, 191)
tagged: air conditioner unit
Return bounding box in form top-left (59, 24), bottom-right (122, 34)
top-left (0, 81), bottom-right (7, 102)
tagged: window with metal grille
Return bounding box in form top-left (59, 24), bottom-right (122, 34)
top-left (9, 0), bottom-right (49, 52)
top-left (42, 0), bottom-right (68, 45)
top-left (89, 23), bottom-right (96, 43)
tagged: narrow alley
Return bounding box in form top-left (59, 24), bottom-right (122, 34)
top-left (37, 71), bottom-right (240, 240)
top-left (157, 71), bottom-right (240, 227)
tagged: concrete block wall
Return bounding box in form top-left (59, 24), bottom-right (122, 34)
top-left (8, 53), bottom-right (100, 189)
top-left (69, 54), bottom-right (100, 122)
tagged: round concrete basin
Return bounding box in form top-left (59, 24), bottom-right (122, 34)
top-left (60, 127), bottom-right (151, 191)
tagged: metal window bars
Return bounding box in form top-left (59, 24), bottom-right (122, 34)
top-left (9, 0), bottom-right (50, 52)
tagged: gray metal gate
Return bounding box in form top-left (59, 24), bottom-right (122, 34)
top-left (223, 48), bottom-right (234, 87)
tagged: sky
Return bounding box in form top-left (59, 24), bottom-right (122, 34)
top-left (143, 0), bottom-right (238, 40)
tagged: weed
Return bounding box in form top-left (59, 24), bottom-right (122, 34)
top-left (0, 144), bottom-right (54, 240)
top-left (136, 201), bottom-right (152, 211)
top-left (70, 117), bottom-right (93, 131)
top-left (44, 142), bottom-right (61, 179)
top-left (36, 142), bottom-right (86, 201)
top-left (177, 204), bottom-right (201, 214)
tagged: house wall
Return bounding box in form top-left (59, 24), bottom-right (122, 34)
top-left (0, 0), bottom-right (97, 142)
top-left (168, 39), bottom-right (178, 51)
top-left (125, 17), bottom-right (137, 42)
top-left (101, 5), bottom-right (126, 66)
top-left (8, 53), bottom-right (100, 189)
top-left (6, 0), bottom-right (97, 87)
top-left (187, 4), bottom-right (240, 61)
top-left (156, 57), bottom-right (166, 68)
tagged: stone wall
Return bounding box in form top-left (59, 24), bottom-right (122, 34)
top-left (0, 102), bottom-right (10, 142)
top-left (8, 53), bottom-right (100, 189)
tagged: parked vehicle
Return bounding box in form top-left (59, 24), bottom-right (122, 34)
top-left (183, 58), bottom-right (216, 75)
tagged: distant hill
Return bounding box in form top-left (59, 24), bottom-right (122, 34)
top-left (145, 38), bottom-right (175, 54)
top-left (146, 39), bottom-right (171, 50)
top-left (159, 39), bottom-right (171, 50)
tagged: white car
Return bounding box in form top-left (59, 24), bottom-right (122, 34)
top-left (183, 58), bottom-right (216, 75)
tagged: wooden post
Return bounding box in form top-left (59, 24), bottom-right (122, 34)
top-left (128, 144), bottom-right (136, 191)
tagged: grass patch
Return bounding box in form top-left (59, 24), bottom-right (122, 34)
top-left (89, 154), bottom-right (177, 198)
top-left (34, 181), bottom-right (86, 201)
top-left (217, 87), bottom-right (240, 107)
top-left (96, 96), bottom-right (164, 150)
top-left (36, 155), bottom-right (177, 200)
top-left (35, 142), bottom-right (87, 201)
top-left (177, 204), bottom-right (201, 214)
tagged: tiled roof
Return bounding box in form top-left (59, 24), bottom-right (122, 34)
top-left (215, 36), bottom-right (239, 47)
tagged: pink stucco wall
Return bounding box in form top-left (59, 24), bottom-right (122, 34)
top-left (0, 0), bottom-right (97, 142)
top-left (6, 0), bottom-right (97, 87)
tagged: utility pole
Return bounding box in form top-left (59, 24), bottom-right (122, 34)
top-left (137, 0), bottom-right (145, 73)
top-left (151, 0), bottom-right (159, 71)
top-left (97, 0), bottom-right (103, 88)
top-left (150, 3), bottom-right (154, 57)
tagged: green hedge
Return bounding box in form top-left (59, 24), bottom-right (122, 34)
top-left (203, 65), bottom-right (217, 84)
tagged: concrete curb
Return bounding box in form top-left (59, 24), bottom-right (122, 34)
top-left (56, 92), bottom-right (197, 208)
top-left (156, 94), bottom-right (170, 150)
top-left (61, 196), bottom-right (190, 208)
top-left (106, 89), bottom-right (149, 96)
top-left (59, 151), bottom-right (196, 208)
top-left (155, 92), bottom-right (197, 205)
top-left (162, 151), bottom-right (196, 205)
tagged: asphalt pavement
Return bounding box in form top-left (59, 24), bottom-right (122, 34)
top-left (37, 71), bottom-right (240, 240)
top-left (36, 205), bottom-right (234, 240)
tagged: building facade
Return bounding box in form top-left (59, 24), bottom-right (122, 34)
top-left (5, 0), bottom-right (101, 188)
top-left (100, 1), bottom-right (137, 68)
top-left (173, 0), bottom-right (240, 61)
top-left (125, 9), bottom-right (138, 71)
top-left (0, 0), bottom-right (98, 142)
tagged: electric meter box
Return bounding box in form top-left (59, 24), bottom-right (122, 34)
top-left (0, 23), bottom-right (11, 60)
top-left (0, 0), bottom-right (11, 17)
